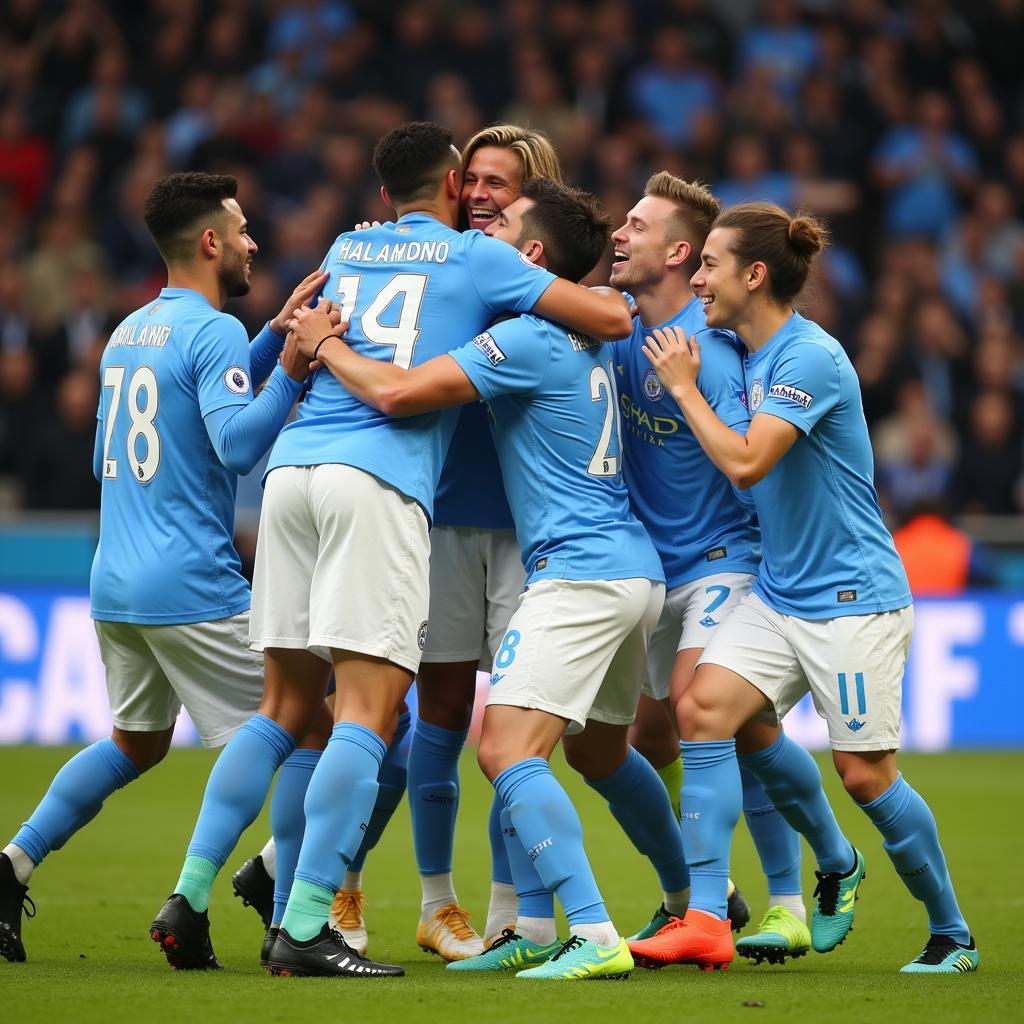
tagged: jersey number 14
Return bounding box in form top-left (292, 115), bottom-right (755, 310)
top-left (102, 365), bottom-right (161, 483)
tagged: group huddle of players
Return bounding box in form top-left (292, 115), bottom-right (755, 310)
top-left (0, 120), bottom-right (979, 980)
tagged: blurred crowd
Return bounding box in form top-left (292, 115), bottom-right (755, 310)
top-left (1, 0), bottom-right (1024, 521)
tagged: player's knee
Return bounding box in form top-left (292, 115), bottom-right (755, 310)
top-left (676, 682), bottom-right (729, 742)
top-left (476, 739), bottom-right (503, 783)
top-left (835, 757), bottom-right (891, 804)
top-left (113, 728), bottom-right (172, 773)
top-left (416, 671), bottom-right (475, 730)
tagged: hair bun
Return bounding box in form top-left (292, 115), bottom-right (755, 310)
top-left (787, 215), bottom-right (826, 259)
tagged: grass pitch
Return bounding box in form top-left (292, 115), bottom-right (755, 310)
top-left (0, 746), bottom-right (1018, 1023)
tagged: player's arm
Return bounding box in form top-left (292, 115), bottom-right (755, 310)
top-left (248, 268), bottom-right (328, 383)
top-left (644, 326), bottom-right (798, 489)
top-left (289, 306), bottom-right (479, 416)
top-left (530, 281), bottom-right (631, 341)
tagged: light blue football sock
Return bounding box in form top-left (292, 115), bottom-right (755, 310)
top-left (489, 790), bottom-right (513, 886)
top-left (681, 740), bottom-right (741, 918)
top-left (494, 758), bottom-right (606, 927)
top-left (739, 732), bottom-right (852, 874)
top-left (859, 774), bottom-right (970, 944)
top-left (738, 762), bottom-right (802, 896)
top-left (11, 737), bottom-right (139, 865)
top-left (407, 719), bottom-right (468, 876)
top-left (179, 714), bottom-right (295, 911)
top-left (499, 805), bottom-right (554, 919)
top-left (585, 746), bottom-right (690, 893)
top-left (270, 748), bottom-right (322, 925)
top-left (349, 710), bottom-right (411, 872)
top-left (286, 722), bottom-right (386, 940)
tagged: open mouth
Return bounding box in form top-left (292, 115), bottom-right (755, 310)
top-left (611, 249), bottom-right (629, 270)
top-left (467, 206), bottom-right (498, 229)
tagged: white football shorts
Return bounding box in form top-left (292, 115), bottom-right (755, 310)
top-left (420, 525), bottom-right (525, 669)
top-left (698, 592), bottom-right (914, 751)
top-left (484, 577), bottom-right (665, 734)
top-left (642, 572), bottom-right (755, 701)
top-left (95, 612), bottom-right (262, 748)
top-left (250, 464), bottom-right (430, 674)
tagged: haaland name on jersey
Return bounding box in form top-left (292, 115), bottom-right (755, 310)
top-left (107, 321), bottom-right (173, 349)
top-left (332, 237), bottom-right (452, 265)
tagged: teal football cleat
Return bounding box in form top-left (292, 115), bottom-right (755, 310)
top-left (900, 934), bottom-right (978, 974)
top-left (811, 847), bottom-right (865, 953)
top-left (627, 905), bottom-right (678, 942)
top-left (446, 929), bottom-right (561, 973)
top-left (516, 935), bottom-right (633, 981)
top-left (735, 906), bottom-right (811, 965)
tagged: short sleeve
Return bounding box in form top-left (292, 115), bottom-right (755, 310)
top-left (448, 317), bottom-right (550, 401)
top-left (696, 332), bottom-right (751, 431)
top-left (756, 341), bottom-right (841, 435)
top-left (189, 313), bottom-right (254, 417)
top-left (465, 233), bottom-right (557, 315)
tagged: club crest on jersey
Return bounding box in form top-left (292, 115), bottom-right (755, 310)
top-left (471, 331), bottom-right (506, 366)
top-left (750, 378), bottom-right (764, 411)
top-left (768, 382), bottom-right (813, 409)
top-left (642, 368), bottom-right (664, 401)
top-left (223, 366), bottom-right (250, 395)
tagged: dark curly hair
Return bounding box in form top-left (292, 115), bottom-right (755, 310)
top-left (372, 121), bottom-right (459, 205)
top-left (143, 172), bottom-right (238, 264)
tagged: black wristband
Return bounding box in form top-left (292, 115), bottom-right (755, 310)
top-left (313, 336), bottom-right (334, 360)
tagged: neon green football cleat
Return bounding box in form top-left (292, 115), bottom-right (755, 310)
top-left (735, 906), bottom-right (811, 965)
top-left (811, 847), bottom-right (865, 953)
top-left (627, 904), bottom-right (678, 942)
top-left (900, 934), bottom-right (979, 974)
top-left (516, 935), bottom-right (633, 981)
top-left (446, 929), bottom-right (561, 973)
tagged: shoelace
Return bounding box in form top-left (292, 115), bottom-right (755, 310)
top-left (328, 926), bottom-right (360, 955)
top-left (436, 904), bottom-right (476, 941)
top-left (812, 870), bottom-right (840, 915)
top-left (22, 893), bottom-right (35, 920)
top-left (549, 935), bottom-right (587, 961)
top-left (756, 906), bottom-right (794, 933)
top-left (486, 928), bottom-right (521, 951)
top-left (913, 934), bottom-right (960, 964)
top-left (333, 889), bottom-right (364, 929)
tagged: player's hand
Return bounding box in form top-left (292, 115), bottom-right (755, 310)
top-left (353, 220), bottom-right (381, 231)
top-left (285, 303), bottom-right (347, 360)
top-left (642, 326), bottom-right (701, 392)
top-left (270, 268), bottom-right (329, 335)
top-left (280, 329), bottom-right (315, 382)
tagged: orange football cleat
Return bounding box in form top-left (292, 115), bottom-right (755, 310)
top-left (627, 908), bottom-right (734, 971)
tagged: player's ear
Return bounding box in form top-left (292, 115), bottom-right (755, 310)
top-left (380, 185), bottom-right (394, 210)
top-left (666, 239), bottom-right (691, 269)
top-left (199, 227), bottom-right (218, 260)
top-left (521, 239), bottom-right (544, 268)
top-left (747, 260), bottom-right (768, 293)
top-left (445, 167), bottom-right (460, 200)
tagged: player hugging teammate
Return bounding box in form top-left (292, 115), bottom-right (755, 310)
top-left (0, 121), bottom-right (977, 980)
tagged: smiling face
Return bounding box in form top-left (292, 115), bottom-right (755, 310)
top-left (216, 197), bottom-right (257, 298)
top-left (461, 146), bottom-right (524, 231)
top-left (689, 226), bottom-right (751, 329)
top-left (483, 196), bottom-right (534, 251)
top-left (609, 195), bottom-right (683, 292)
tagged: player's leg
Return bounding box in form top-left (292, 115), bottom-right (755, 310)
top-left (628, 695), bottom-right (680, 812)
top-left (807, 607), bottom-right (976, 973)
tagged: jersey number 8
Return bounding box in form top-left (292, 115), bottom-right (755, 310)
top-left (102, 365), bottom-right (161, 483)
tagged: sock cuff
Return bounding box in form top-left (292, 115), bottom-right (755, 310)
top-left (584, 746), bottom-right (643, 792)
top-left (97, 737), bottom-right (141, 787)
top-left (283, 747), bottom-right (323, 772)
top-left (246, 713), bottom-right (297, 763)
top-left (494, 757), bottom-right (550, 805)
top-left (736, 731), bottom-right (787, 772)
top-left (857, 772), bottom-right (909, 827)
top-left (681, 739), bottom-right (736, 769)
top-left (330, 721), bottom-right (387, 764)
top-left (413, 718), bottom-right (469, 750)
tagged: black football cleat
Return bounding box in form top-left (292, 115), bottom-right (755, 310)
top-left (260, 925), bottom-right (280, 970)
top-left (267, 923), bottom-right (404, 978)
top-left (232, 855), bottom-right (275, 930)
top-left (0, 852), bottom-right (34, 963)
top-left (727, 884), bottom-right (751, 933)
top-left (150, 894), bottom-right (222, 970)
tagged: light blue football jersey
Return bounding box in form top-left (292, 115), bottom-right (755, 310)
top-left (432, 402), bottom-right (514, 529)
top-left (90, 288), bottom-right (259, 624)
top-left (745, 311), bottom-right (911, 618)
top-left (614, 296), bottom-right (760, 587)
top-left (266, 214), bottom-right (555, 518)
top-left (450, 315), bottom-right (665, 585)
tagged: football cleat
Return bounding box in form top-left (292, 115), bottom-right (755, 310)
top-left (328, 887), bottom-right (367, 956)
top-left (727, 883), bottom-right (751, 932)
top-left (266, 923), bottom-right (404, 978)
top-left (0, 852), bottom-right (34, 963)
top-left (735, 906), bottom-right (811, 965)
top-left (149, 894), bottom-right (222, 970)
top-left (416, 903), bottom-right (484, 961)
top-left (627, 908), bottom-right (734, 971)
top-left (231, 855), bottom-right (275, 930)
top-left (516, 934), bottom-right (633, 981)
top-left (627, 904), bottom-right (678, 942)
top-left (900, 934), bottom-right (979, 974)
top-left (811, 847), bottom-right (865, 953)
top-left (260, 925), bottom-right (280, 969)
top-left (446, 929), bottom-right (561, 973)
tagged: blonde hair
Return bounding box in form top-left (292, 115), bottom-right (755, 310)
top-left (461, 124), bottom-right (564, 186)
top-left (644, 172), bottom-right (722, 256)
